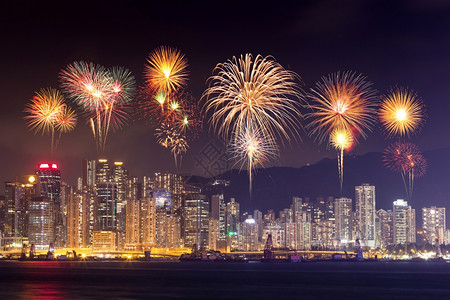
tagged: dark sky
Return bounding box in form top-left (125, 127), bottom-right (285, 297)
top-left (1, 0), bottom-right (450, 189)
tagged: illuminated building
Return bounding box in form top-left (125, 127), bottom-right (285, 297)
top-left (66, 190), bottom-right (83, 248)
top-left (242, 215), bottom-right (259, 251)
top-left (92, 230), bottom-right (116, 252)
top-left (142, 176), bottom-right (155, 198)
top-left (253, 209), bottom-right (263, 244)
top-left (210, 194), bottom-right (226, 240)
top-left (140, 197), bottom-right (156, 248)
top-left (82, 159), bottom-right (96, 189)
top-left (208, 219), bottom-right (220, 250)
top-left (153, 188), bottom-right (172, 210)
top-left (376, 209), bottom-right (393, 248)
top-left (355, 184), bottom-right (376, 248)
top-left (4, 175), bottom-right (37, 238)
top-left (95, 159), bottom-right (111, 183)
top-left (125, 199), bottom-right (140, 249)
top-left (334, 197), bottom-right (353, 246)
top-left (95, 182), bottom-right (118, 232)
top-left (28, 196), bottom-right (55, 250)
top-left (35, 163), bottom-right (62, 247)
top-left (393, 199), bottom-right (416, 245)
top-left (422, 206), bottom-right (446, 245)
top-left (184, 192), bottom-right (209, 250)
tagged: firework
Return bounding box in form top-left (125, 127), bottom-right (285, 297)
top-left (155, 122), bottom-right (189, 169)
top-left (203, 53), bottom-right (305, 144)
top-left (383, 142), bottom-right (427, 201)
top-left (60, 61), bottom-right (135, 152)
top-left (307, 71), bottom-right (378, 144)
top-left (229, 124), bottom-right (279, 193)
top-left (24, 88), bottom-right (65, 153)
top-left (379, 87), bottom-right (425, 137)
top-left (144, 46), bottom-right (189, 94)
top-left (330, 128), bottom-right (354, 194)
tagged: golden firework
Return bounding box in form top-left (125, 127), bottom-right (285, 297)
top-left (307, 71), bottom-right (378, 144)
top-left (379, 87), bottom-right (425, 137)
top-left (203, 53), bottom-right (305, 144)
top-left (145, 46), bottom-right (189, 93)
top-left (330, 128), bottom-right (354, 151)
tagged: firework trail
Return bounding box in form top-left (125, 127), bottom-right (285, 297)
top-left (330, 128), bottom-right (354, 195)
top-left (203, 53), bottom-right (305, 144)
top-left (379, 87), bottom-right (425, 138)
top-left (307, 71), bottom-right (377, 193)
top-left (60, 61), bottom-right (135, 152)
top-left (383, 142), bottom-right (427, 201)
top-left (24, 88), bottom-right (66, 154)
top-left (228, 124), bottom-right (279, 194)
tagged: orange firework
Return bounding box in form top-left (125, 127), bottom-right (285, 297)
top-left (144, 46), bottom-right (189, 94)
top-left (307, 71), bottom-right (378, 144)
top-left (330, 128), bottom-right (354, 195)
top-left (379, 87), bottom-right (425, 138)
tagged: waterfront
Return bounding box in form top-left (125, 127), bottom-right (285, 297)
top-left (1, 261), bottom-right (450, 299)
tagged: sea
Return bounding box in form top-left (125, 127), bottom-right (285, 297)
top-left (1, 260), bottom-right (450, 299)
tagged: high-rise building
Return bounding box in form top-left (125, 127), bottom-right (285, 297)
top-left (95, 182), bottom-right (118, 232)
top-left (393, 199), bottom-right (416, 245)
top-left (210, 194), bottom-right (226, 240)
top-left (225, 198), bottom-right (240, 250)
top-left (242, 215), bottom-right (259, 251)
top-left (66, 190), bottom-right (83, 249)
top-left (82, 159), bottom-right (96, 189)
top-left (28, 197), bottom-right (55, 250)
top-left (125, 199), bottom-right (140, 249)
top-left (422, 206), bottom-right (446, 245)
top-left (184, 192), bottom-right (209, 250)
top-left (140, 197), bottom-right (156, 248)
top-left (95, 159), bottom-right (111, 183)
top-left (355, 184), bottom-right (376, 247)
top-left (35, 163), bottom-right (62, 247)
top-left (154, 173), bottom-right (184, 212)
top-left (376, 209), bottom-right (393, 248)
top-left (334, 197), bottom-right (353, 246)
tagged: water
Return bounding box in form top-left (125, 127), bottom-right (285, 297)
top-left (1, 260), bottom-right (450, 299)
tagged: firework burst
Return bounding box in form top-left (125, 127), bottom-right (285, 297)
top-left (24, 88), bottom-right (67, 154)
top-left (203, 53), bottom-right (305, 145)
top-left (307, 71), bottom-right (378, 144)
top-left (144, 46), bottom-right (189, 94)
top-left (383, 142), bottom-right (427, 201)
top-left (60, 61), bottom-right (135, 152)
top-left (379, 87), bottom-right (425, 138)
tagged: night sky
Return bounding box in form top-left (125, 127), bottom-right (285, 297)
top-left (1, 0), bottom-right (450, 189)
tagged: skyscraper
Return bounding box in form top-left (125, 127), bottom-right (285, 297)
top-left (393, 199), bottom-right (416, 245)
top-left (95, 182), bottom-right (118, 231)
top-left (355, 183), bottom-right (376, 247)
top-left (422, 206), bottom-right (446, 245)
top-left (35, 163), bottom-right (62, 247)
top-left (28, 196), bottom-right (55, 250)
top-left (184, 192), bottom-right (209, 250)
top-left (334, 197), bottom-right (353, 246)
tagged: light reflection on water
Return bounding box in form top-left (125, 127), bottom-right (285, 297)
top-left (1, 261), bottom-right (450, 299)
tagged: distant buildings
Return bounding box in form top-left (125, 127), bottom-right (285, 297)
top-left (355, 184), bottom-right (376, 247)
top-left (393, 199), bottom-right (416, 245)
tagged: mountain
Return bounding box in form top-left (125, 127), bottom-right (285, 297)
top-left (190, 147), bottom-right (450, 220)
